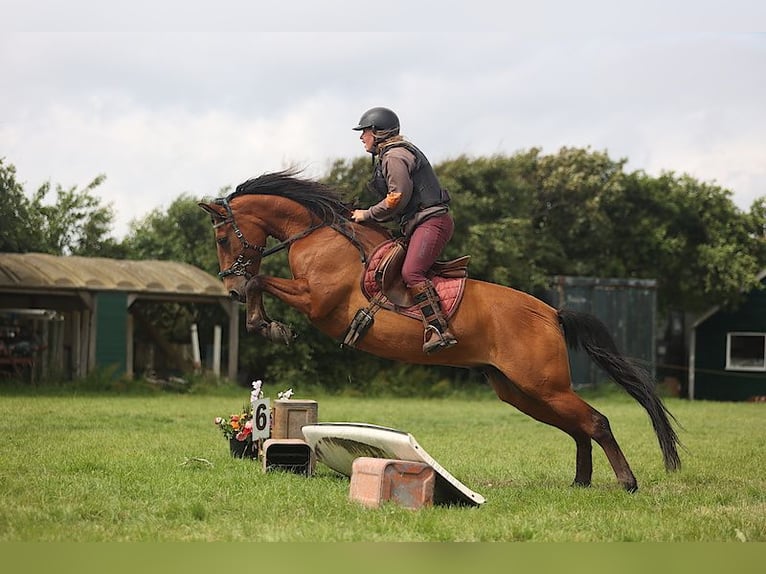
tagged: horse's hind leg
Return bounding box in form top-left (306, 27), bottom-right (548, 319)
top-left (572, 433), bottom-right (593, 488)
top-left (484, 367), bottom-right (638, 492)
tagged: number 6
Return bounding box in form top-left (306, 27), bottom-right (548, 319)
top-left (255, 402), bottom-right (268, 431)
top-left (251, 398), bottom-right (271, 439)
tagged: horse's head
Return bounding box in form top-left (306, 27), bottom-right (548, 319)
top-left (198, 199), bottom-right (267, 302)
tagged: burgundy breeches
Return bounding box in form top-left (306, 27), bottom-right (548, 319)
top-left (401, 212), bottom-right (454, 288)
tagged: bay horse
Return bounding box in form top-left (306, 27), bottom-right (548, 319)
top-left (199, 170), bottom-right (681, 492)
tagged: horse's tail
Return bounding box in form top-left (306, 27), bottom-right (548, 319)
top-left (557, 308), bottom-right (682, 472)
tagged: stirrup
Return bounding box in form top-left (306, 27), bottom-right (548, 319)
top-left (423, 326), bottom-right (458, 354)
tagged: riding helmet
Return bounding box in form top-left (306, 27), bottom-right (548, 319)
top-left (352, 107), bottom-right (400, 134)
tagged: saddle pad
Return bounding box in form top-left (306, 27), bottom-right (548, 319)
top-left (361, 240), bottom-right (466, 321)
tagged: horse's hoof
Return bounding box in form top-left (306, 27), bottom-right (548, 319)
top-left (267, 322), bottom-right (294, 345)
top-left (246, 318), bottom-right (269, 334)
top-left (624, 481), bottom-right (639, 494)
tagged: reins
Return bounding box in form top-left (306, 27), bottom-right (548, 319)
top-left (213, 197), bottom-right (367, 280)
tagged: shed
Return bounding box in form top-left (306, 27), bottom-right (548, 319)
top-left (544, 276), bottom-right (658, 388)
top-left (689, 269), bottom-right (766, 401)
top-left (0, 252), bottom-right (239, 382)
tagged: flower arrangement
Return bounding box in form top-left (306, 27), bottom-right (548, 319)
top-left (213, 380), bottom-right (302, 460)
top-left (213, 380), bottom-right (264, 445)
top-left (213, 402), bottom-right (254, 442)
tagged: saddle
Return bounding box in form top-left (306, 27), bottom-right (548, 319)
top-left (343, 239), bottom-right (469, 348)
top-left (373, 239), bottom-right (470, 308)
top-left (364, 239), bottom-right (469, 317)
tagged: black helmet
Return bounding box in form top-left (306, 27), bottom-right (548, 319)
top-left (352, 107), bottom-right (400, 135)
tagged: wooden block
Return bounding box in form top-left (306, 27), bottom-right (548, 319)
top-left (272, 399), bottom-right (318, 440)
top-left (349, 457), bottom-right (435, 509)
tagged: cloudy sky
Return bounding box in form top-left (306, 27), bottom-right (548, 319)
top-left (3, 2), bottom-right (765, 239)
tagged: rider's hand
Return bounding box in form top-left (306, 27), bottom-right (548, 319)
top-left (352, 209), bottom-right (369, 223)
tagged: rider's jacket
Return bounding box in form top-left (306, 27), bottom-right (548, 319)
top-left (368, 140), bottom-right (450, 232)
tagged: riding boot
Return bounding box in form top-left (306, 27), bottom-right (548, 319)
top-left (411, 280), bottom-right (458, 354)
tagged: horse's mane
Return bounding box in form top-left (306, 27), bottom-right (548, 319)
top-left (228, 170), bottom-right (351, 226)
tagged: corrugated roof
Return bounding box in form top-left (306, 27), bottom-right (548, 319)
top-left (0, 253), bottom-right (228, 297)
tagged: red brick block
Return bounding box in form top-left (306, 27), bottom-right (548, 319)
top-left (349, 457), bottom-right (435, 509)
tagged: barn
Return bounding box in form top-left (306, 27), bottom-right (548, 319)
top-left (543, 275), bottom-right (658, 388)
top-left (689, 269), bottom-right (766, 401)
top-left (0, 253), bottom-right (239, 383)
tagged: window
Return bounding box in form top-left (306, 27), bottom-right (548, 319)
top-left (726, 332), bottom-right (766, 371)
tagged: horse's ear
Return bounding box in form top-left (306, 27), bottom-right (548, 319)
top-left (198, 202), bottom-right (225, 218)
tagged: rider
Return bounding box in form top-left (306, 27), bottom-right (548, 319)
top-left (351, 107), bottom-right (457, 354)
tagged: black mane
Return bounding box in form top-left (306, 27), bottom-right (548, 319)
top-left (228, 170), bottom-right (351, 225)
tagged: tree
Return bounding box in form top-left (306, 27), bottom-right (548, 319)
top-left (529, 147), bottom-right (628, 278)
top-left (746, 196), bottom-right (766, 267)
top-left (437, 146), bottom-right (763, 313)
top-left (438, 152), bottom-right (555, 293)
top-left (35, 176), bottom-right (121, 257)
top-left (324, 157), bottom-right (374, 205)
top-left (603, 171), bottom-right (764, 311)
top-left (0, 157), bottom-right (117, 256)
top-left (0, 158), bottom-right (47, 253)
top-left (123, 193), bottom-right (221, 274)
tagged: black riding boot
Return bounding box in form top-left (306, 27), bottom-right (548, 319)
top-left (411, 280), bottom-right (458, 354)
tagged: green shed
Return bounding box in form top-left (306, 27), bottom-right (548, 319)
top-left (0, 253), bottom-right (239, 382)
top-left (95, 291), bottom-right (129, 373)
top-left (689, 269), bottom-right (766, 401)
top-left (544, 276), bottom-right (658, 388)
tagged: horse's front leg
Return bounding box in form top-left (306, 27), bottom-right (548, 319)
top-left (243, 279), bottom-right (283, 340)
top-left (244, 275), bottom-right (312, 344)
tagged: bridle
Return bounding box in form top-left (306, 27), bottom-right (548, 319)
top-left (212, 197), bottom-right (324, 279)
top-left (212, 197), bottom-right (367, 280)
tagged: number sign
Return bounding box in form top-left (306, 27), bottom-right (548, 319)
top-left (251, 398), bottom-right (271, 439)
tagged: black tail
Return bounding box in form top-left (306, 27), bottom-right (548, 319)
top-left (558, 308), bottom-right (682, 471)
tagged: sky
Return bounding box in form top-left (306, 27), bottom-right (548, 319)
top-left (2, 2), bottom-right (765, 239)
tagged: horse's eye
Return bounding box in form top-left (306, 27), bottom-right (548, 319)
top-left (217, 236), bottom-right (228, 246)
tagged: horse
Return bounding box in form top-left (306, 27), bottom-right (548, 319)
top-left (199, 170), bottom-right (681, 492)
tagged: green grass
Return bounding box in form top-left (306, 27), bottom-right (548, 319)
top-left (0, 386), bottom-right (764, 541)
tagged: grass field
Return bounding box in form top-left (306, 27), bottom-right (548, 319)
top-left (0, 383), bottom-right (764, 542)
